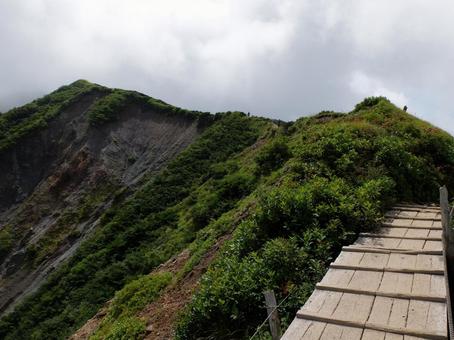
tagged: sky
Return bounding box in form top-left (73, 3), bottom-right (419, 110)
top-left (1, 0), bottom-right (453, 133)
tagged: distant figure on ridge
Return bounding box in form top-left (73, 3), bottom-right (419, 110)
top-left (403, 105), bottom-right (408, 112)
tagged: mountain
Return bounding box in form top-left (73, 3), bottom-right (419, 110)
top-left (0, 83), bottom-right (453, 339)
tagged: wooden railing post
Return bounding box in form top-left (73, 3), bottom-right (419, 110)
top-left (440, 186), bottom-right (454, 339)
top-left (264, 290), bottom-right (282, 340)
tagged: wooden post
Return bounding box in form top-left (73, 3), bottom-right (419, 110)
top-left (264, 290), bottom-right (281, 340)
top-left (440, 186), bottom-right (454, 339)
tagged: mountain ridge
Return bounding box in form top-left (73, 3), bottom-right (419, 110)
top-left (0, 82), bottom-right (453, 339)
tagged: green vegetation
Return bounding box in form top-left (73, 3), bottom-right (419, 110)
top-left (86, 88), bottom-right (212, 127)
top-left (1, 95), bottom-right (454, 340)
top-left (0, 226), bottom-right (14, 261)
top-left (91, 272), bottom-right (172, 339)
top-left (174, 97), bottom-right (454, 339)
top-left (0, 80), bottom-right (103, 152)
top-left (87, 90), bottom-right (129, 126)
top-left (24, 179), bottom-right (120, 268)
top-left (0, 111), bottom-right (269, 339)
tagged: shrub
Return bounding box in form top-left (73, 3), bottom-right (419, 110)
top-left (255, 139), bottom-right (291, 175)
top-left (95, 316), bottom-right (145, 340)
top-left (353, 96), bottom-right (389, 112)
top-left (108, 272), bottom-right (172, 318)
top-left (87, 91), bottom-right (129, 126)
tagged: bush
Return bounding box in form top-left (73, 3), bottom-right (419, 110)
top-left (255, 139), bottom-right (291, 175)
top-left (353, 96), bottom-right (389, 112)
top-left (97, 316), bottom-right (145, 340)
top-left (87, 91), bottom-right (129, 126)
top-left (108, 272), bottom-right (172, 318)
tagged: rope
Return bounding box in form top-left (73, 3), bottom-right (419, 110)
top-left (249, 291), bottom-right (293, 340)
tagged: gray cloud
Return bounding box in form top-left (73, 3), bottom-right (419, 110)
top-left (0, 0), bottom-right (453, 133)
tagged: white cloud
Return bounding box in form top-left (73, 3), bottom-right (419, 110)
top-left (349, 71), bottom-right (408, 108)
top-left (0, 0), bottom-right (453, 134)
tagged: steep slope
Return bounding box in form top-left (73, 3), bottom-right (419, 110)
top-left (0, 80), bottom-right (211, 316)
top-left (1, 93), bottom-right (454, 340)
top-left (0, 84), bottom-right (270, 339)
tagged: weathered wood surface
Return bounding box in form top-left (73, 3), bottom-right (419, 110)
top-left (282, 205), bottom-right (448, 340)
top-left (264, 290), bottom-right (282, 340)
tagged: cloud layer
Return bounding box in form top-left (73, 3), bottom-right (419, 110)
top-left (1, 0), bottom-right (453, 133)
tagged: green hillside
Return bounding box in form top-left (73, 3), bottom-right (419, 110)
top-left (0, 93), bottom-right (453, 339)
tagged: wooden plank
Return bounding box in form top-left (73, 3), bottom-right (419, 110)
top-left (359, 233), bottom-right (440, 241)
top-left (387, 253), bottom-right (416, 270)
top-left (301, 319), bottom-right (327, 340)
top-left (415, 254), bottom-right (444, 271)
top-left (301, 290), bottom-right (329, 314)
top-left (387, 299), bottom-right (409, 329)
top-left (374, 228), bottom-right (407, 237)
top-left (358, 252), bottom-right (389, 268)
top-left (397, 239), bottom-right (425, 250)
top-left (282, 320), bottom-right (365, 340)
top-left (416, 212), bottom-right (440, 219)
top-left (368, 296), bottom-right (393, 326)
top-left (406, 300), bottom-right (447, 337)
top-left (296, 311), bottom-right (447, 339)
top-left (362, 329), bottom-right (386, 340)
top-left (301, 290), bottom-right (342, 316)
top-left (411, 220), bottom-right (435, 228)
top-left (426, 302), bottom-right (448, 338)
top-left (281, 318), bottom-right (312, 340)
top-left (389, 219), bottom-right (413, 227)
top-left (396, 211), bottom-right (418, 218)
top-left (335, 251), bottom-right (364, 266)
top-left (342, 246), bottom-right (443, 255)
top-left (403, 229), bottom-right (431, 238)
top-left (433, 220), bottom-right (442, 228)
top-left (332, 293), bottom-right (374, 323)
top-left (320, 323), bottom-right (363, 340)
top-left (428, 229), bottom-right (442, 238)
top-left (411, 273), bottom-right (431, 296)
top-left (403, 336), bottom-right (429, 340)
top-left (315, 284), bottom-right (445, 303)
top-left (384, 333), bottom-right (404, 340)
top-left (393, 204), bottom-right (440, 210)
top-left (355, 237), bottom-right (402, 248)
top-left (320, 268), bottom-right (355, 287)
top-left (378, 272), bottom-right (413, 295)
top-left (423, 240), bottom-right (443, 251)
top-left (384, 214), bottom-right (441, 221)
top-left (382, 222), bottom-right (441, 230)
top-left (348, 270), bottom-right (382, 291)
top-left (429, 274), bottom-right (447, 297)
top-left (330, 263), bottom-right (444, 275)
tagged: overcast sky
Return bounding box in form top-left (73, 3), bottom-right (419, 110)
top-left (1, 1), bottom-right (453, 133)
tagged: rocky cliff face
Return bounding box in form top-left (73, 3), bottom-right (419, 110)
top-left (0, 84), bottom-right (204, 314)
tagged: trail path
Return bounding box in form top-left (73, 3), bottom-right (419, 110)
top-left (283, 204), bottom-right (447, 340)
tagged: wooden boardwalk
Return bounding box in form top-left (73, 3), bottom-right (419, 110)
top-left (282, 204), bottom-right (448, 340)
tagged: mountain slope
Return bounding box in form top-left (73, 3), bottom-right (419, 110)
top-left (0, 90), bottom-right (453, 340)
top-left (0, 82), bottom-right (270, 339)
top-left (0, 80), bottom-right (213, 317)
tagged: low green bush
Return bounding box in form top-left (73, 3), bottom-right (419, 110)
top-left (87, 91), bottom-right (129, 126)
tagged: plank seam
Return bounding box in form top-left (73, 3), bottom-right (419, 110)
top-left (359, 233), bottom-right (441, 241)
top-left (315, 284), bottom-right (446, 303)
top-left (342, 246), bottom-right (443, 255)
top-left (385, 215), bottom-right (441, 221)
top-left (330, 263), bottom-right (444, 275)
top-left (381, 223), bottom-right (442, 230)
